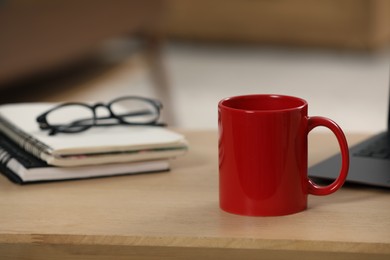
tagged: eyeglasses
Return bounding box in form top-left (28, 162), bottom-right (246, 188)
top-left (36, 96), bottom-right (166, 136)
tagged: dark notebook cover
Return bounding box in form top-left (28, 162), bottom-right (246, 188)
top-left (0, 133), bottom-right (49, 184)
top-left (0, 133), bottom-right (170, 184)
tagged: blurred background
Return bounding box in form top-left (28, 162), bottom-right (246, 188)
top-left (1, 0), bottom-right (390, 133)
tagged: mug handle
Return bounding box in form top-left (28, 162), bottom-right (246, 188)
top-left (307, 116), bottom-right (349, 196)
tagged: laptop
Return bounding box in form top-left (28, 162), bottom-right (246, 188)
top-left (309, 85), bottom-right (390, 188)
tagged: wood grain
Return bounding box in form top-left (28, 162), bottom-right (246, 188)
top-left (0, 130), bottom-right (389, 259)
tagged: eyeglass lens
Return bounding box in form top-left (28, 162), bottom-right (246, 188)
top-left (44, 98), bottom-right (160, 132)
top-left (110, 98), bottom-right (159, 124)
top-left (46, 104), bottom-right (94, 132)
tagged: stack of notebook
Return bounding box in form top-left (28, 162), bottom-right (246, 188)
top-left (0, 103), bottom-right (188, 184)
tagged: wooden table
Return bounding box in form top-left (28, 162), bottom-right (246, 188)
top-left (0, 130), bottom-right (389, 259)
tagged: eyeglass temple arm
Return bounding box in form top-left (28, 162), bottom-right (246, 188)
top-left (65, 109), bottom-right (158, 126)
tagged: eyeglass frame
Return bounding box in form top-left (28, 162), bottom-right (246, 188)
top-left (36, 96), bottom-right (166, 136)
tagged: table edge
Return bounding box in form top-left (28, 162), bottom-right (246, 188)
top-left (0, 233), bottom-right (389, 254)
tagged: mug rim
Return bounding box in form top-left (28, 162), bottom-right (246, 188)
top-left (218, 94), bottom-right (308, 113)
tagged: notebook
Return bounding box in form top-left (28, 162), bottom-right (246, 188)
top-left (0, 133), bottom-right (170, 184)
top-left (0, 103), bottom-right (188, 167)
top-left (309, 85), bottom-right (390, 188)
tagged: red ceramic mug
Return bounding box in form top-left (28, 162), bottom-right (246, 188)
top-left (218, 94), bottom-right (349, 216)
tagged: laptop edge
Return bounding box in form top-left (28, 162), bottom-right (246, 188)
top-left (309, 72), bottom-right (390, 188)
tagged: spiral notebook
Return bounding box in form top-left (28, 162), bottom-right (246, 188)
top-left (0, 133), bottom-right (170, 184)
top-left (0, 103), bottom-right (188, 167)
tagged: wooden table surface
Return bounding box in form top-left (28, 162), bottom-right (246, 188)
top-left (0, 130), bottom-right (389, 260)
